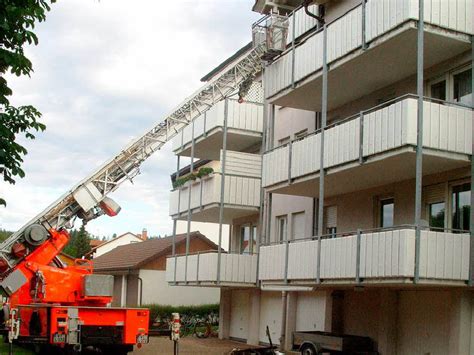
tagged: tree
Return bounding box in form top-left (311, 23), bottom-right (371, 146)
top-left (63, 226), bottom-right (91, 258)
top-left (0, 229), bottom-right (12, 242)
top-left (0, 0), bottom-right (56, 206)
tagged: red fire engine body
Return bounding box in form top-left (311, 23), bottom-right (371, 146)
top-left (2, 229), bottom-right (149, 354)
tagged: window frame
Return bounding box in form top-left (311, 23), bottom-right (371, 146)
top-left (379, 197), bottom-right (394, 228)
top-left (427, 64), bottom-right (472, 104)
top-left (449, 180), bottom-right (471, 232)
top-left (276, 215), bottom-right (288, 242)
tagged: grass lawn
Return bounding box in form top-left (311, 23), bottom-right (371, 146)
top-left (0, 338), bottom-right (33, 355)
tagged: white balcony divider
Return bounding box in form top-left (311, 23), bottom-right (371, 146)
top-left (262, 97), bottom-right (472, 188)
top-left (172, 99), bottom-right (263, 152)
top-left (166, 253), bottom-right (257, 284)
top-left (265, 0), bottom-right (473, 98)
top-left (258, 229), bottom-right (470, 283)
top-left (223, 150), bottom-right (262, 178)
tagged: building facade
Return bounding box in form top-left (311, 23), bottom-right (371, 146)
top-left (167, 1), bottom-right (474, 353)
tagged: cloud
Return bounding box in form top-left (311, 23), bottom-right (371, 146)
top-left (0, 0), bottom-right (260, 244)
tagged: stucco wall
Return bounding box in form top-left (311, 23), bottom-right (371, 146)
top-left (139, 269), bottom-right (220, 306)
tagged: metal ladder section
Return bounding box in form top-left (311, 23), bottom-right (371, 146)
top-left (0, 44), bottom-right (265, 272)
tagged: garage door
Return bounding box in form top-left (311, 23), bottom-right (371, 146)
top-left (259, 291), bottom-right (282, 344)
top-left (230, 290), bottom-right (250, 341)
top-left (296, 291), bottom-right (327, 332)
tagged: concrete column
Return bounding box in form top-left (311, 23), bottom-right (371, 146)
top-left (323, 291), bottom-right (333, 332)
top-left (377, 289), bottom-right (398, 355)
top-left (247, 289), bottom-right (261, 345)
top-left (219, 288), bottom-right (231, 340)
top-left (448, 290), bottom-right (472, 355)
top-left (283, 291), bottom-right (298, 351)
top-left (120, 274), bottom-right (127, 307)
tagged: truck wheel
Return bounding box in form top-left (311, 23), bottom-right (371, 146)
top-left (300, 342), bottom-right (321, 355)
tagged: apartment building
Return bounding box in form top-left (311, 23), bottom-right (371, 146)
top-left (167, 1), bottom-right (473, 353)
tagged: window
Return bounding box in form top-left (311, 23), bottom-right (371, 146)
top-left (324, 206), bottom-right (337, 237)
top-left (276, 215), bottom-right (288, 242)
top-left (291, 212), bottom-right (305, 240)
top-left (278, 136), bottom-right (290, 146)
top-left (453, 69), bottom-right (472, 105)
top-left (430, 80), bottom-right (447, 101)
top-left (380, 198), bottom-right (394, 228)
top-left (452, 183), bottom-right (470, 231)
top-left (429, 202), bottom-right (445, 229)
top-left (240, 224), bottom-right (257, 254)
top-left (294, 129), bottom-right (308, 140)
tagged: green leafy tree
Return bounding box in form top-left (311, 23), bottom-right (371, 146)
top-left (63, 226), bottom-right (91, 258)
top-left (0, 0), bottom-right (56, 206)
top-left (0, 229), bottom-right (12, 242)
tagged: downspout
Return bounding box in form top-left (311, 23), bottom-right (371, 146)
top-left (138, 277), bottom-right (143, 306)
top-left (280, 291), bottom-right (288, 350)
top-left (303, 0), bottom-right (325, 25)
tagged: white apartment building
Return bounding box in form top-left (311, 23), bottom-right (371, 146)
top-left (167, 1), bottom-right (474, 353)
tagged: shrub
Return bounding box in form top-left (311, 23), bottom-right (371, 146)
top-left (197, 167), bottom-right (214, 178)
top-left (143, 303), bottom-right (219, 327)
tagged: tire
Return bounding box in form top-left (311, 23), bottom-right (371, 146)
top-left (300, 342), bottom-right (320, 355)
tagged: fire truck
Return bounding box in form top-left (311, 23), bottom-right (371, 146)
top-left (0, 35), bottom-right (267, 353)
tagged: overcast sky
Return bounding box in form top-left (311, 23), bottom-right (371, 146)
top-left (0, 0), bottom-right (260, 244)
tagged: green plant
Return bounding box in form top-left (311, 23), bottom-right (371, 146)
top-left (197, 167), bottom-right (214, 178)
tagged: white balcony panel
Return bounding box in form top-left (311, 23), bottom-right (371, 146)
top-left (326, 6), bottom-right (362, 63)
top-left (258, 244), bottom-right (286, 280)
top-left (288, 4), bottom-right (319, 42)
top-left (223, 151), bottom-right (262, 178)
top-left (258, 229), bottom-right (470, 284)
top-left (166, 253), bottom-right (257, 284)
top-left (418, 231), bottom-right (470, 280)
top-left (360, 229), bottom-right (415, 279)
top-left (169, 174), bottom-right (261, 217)
top-left (263, 98), bottom-right (472, 188)
top-left (287, 240), bottom-right (319, 280)
top-left (265, 0), bottom-right (473, 99)
top-left (262, 145), bottom-right (289, 187)
top-left (320, 236), bottom-right (357, 279)
top-left (172, 99), bottom-right (263, 152)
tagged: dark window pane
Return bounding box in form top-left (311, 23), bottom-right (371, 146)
top-left (452, 183), bottom-right (471, 231)
top-left (431, 80), bottom-right (446, 101)
top-left (429, 202), bottom-right (445, 229)
top-left (453, 69), bottom-right (472, 105)
top-left (380, 199), bottom-right (394, 228)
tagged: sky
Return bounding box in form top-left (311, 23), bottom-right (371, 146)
top-left (0, 0), bottom-right (261, 247)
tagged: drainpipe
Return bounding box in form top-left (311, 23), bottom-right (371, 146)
top-left (279, 291), bottom-right (288, 350)
top-left (138, 277), bottom-right (143, 306)
top-left (303, 0), bottom-right (324, 25)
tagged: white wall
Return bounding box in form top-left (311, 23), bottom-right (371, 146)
top-left (139, 269), bottom-right (220, 306)
top-left (94, 233), bottom-right (142, 257)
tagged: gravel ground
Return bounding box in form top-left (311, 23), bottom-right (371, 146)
top-left (133, 336), bottom-right (260, 355)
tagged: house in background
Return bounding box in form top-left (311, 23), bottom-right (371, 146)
top-left (92, 231), bottom-right (220, 307)
top-left (88, 229), bottom-right (147, 259)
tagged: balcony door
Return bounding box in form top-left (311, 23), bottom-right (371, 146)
top-left (428, 65), bottom-right (472, 106)
top-left (451, 183), bottom-right (470, 232)
top-left (240, 224), bottom-right (257, 254)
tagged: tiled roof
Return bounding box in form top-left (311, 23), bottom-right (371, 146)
top-left (92, 231), bottom-right (215, 271)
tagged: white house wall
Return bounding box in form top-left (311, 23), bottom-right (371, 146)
top-left (139, 270), bottom-right (219, 306)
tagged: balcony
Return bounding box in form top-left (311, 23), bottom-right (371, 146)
top-left (262, 96), bottom-right (472, 197)
top-left (172, 98), bottom-right (264, 160)
top-left (166, 252), bottom-right (258, 287)
top-left (169, 150), bottom-right (261, 223)
top-left (259, 227), bottom-right (470, 286)
top-left (264, 0), bottom-right (473, 111)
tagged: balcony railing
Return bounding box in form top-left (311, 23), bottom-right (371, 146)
top-left (166, 252), bottom-right (258, 285)
top-left (262, 95), bottom-right (473, 187)
top-left (170, 150), bottom-right (261, 219)
top-left (264, 0), bottom-right (474, 99)
top-left (172, 98), bottom-right (264, 153)
top-left (259, 226), bottom-right (470, 284)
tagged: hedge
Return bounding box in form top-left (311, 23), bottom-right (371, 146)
top-left (143, 303), bottom-right (219, 326)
